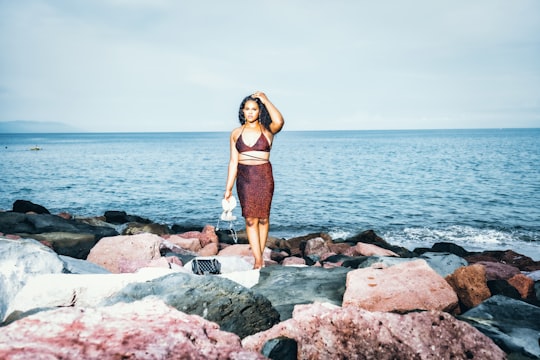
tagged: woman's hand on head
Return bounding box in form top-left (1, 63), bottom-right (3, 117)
top-left (251, 91), bottom-right (268, 104)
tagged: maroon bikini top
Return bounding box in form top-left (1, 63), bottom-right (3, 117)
top-left (235, 131), bottom-right (271, 153)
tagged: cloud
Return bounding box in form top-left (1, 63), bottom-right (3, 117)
top-left (1, 0), bottom-right (539, 131)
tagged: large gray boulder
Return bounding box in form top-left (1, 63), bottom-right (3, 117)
top-left (460, 295), bottom-right (540, 359)
top-left (59, 255), bottom-right (111, 274)
top-left (0, 237), bottom-right (65, 321)
top-left (251, 266), bottom-right (352, 321)
top-left (103, 272), bottom-right (280, 338)
top-left (3, 268), bottom-right (178, 325)
top-left (419, 251), bottom-right (469, 277)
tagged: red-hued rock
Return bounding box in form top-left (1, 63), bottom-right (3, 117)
top-left (218, 244), bottom-right (254, 257)
top-left (284, 232), bottom-right (332, 257)
top-left (476, 261), bottom-right (521, 280)
top-left (344, 242), bottom-right (399, 257)
top-left (282, 256), bottom-right (306, 266)
top-left (343, 260), bottom-right (459, 313)
top-left (199, 242), bottom-right (219, 256)
top-left (147, 256), bottom-right (183, 269)
top-left (323, 262), bottom-right (343, 269)
top-left (57, 212), bottom-right (72, 220)
top-left (178, 230), bottom-right (202, 239)
top-left (445, 264), bottom-right (491, 311)
top-left (167, 234), bottom-right (202, 252)
top-left (466, 250), bottom-right (540, 272)
top-left (304, 237), bottom-right (332, 258)
top-left (242, 302), bottom-right (505, 359)
top-left (4, 234), bottom-right (21, 240)
top-left (199, 225), bottom-right (219, 248)
top-left (0, 299), bottom-right (265, 359)
top-left (217, 244), bottom-right (275, 267)
top-left (87, 233), bottom-right (162, 273)
top-left (327, 242), bottom-right (352, 254)
top-left (508, 273), bottom-right (535, 299)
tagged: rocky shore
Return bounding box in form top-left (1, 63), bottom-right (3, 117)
top-left (1, 200), bottom-right (539, 359)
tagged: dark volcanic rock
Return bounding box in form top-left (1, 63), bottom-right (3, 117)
top-left (102, 272), bottom-right (280, 338)
top-left (12, 200), bottom-right (50, 214)
top-left (0, 212), bottom-right (117, 239)
top-left (262, 337), bottom-right (297, 360)
top-left (104, 210), bottom-right (151, 225)
top-left (0, 212), bottom-right (118, 259)
top-left (431, 242), bottom-right (471, 258)
top-left (487, 279), bottom-right (522, 300)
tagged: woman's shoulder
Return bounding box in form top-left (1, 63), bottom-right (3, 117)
top-left (230, 126), bottom-right (243, 140)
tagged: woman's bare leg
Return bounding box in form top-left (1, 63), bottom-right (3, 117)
top-left (245, 217), bottom-right (263, 269)
top-left (258, 217), bottom-right (269, 265)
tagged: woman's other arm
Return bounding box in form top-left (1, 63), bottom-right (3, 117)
top-left (224, 129), bottom-right (240, 200)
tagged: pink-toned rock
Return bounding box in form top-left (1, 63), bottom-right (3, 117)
top-left (4, 234), bottom-right (21, 240)
top-left (146, 256), bottom-right (183, 269)
top-left (304, 237), bottom-right (332, 258)
top-left (344, 242), bottom-right (399, 257)
top-left (320, 252), bottom-right (338, 261)
top-left (242, 302), bottom-right (505, 359)
top-left (218, 245), bottom-right (275, 267)
top-left (343, 259), bottom-right (459, 313)
top-left (445, 264), bottom-right (491, 311)
top-left (200, 224), bottom-right (219, 248)
top-left (57, 212), bottom-right (72, 220)
top-left (323, 262), bottom-right (343, 269)
top-left (328, 242), bottom-right (352, 255)
top-left (285, 232), bottom-right (332, 253)
top-left (466, 249), bottom-right (540, 272)
top-left (0, 299), bottom-right (265, 359)
top-left (117, 257), bottom-right (151, 273)
top-left (87, 233), bottom-right (163, 273)
top-left (199, 242), bottom-right (219, 256)
top-left (508, 273), bottom-right (535, 299)
top-left (218, 244), bottom-right (254, 257)
top-left (282, 256), bottom-right (306, 266)
top-left (167, 234), bottom-right (202, 252)
top-left (477, 261), bottom-right (521, 280)
top-left (179, 230), bottom-right (201, 239)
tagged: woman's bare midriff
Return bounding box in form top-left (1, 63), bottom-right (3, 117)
top-left (238, 150), bottom-right (270, 165)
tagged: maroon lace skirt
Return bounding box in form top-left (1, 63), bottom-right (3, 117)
top-left (236, 162), bottom-right (274, 218)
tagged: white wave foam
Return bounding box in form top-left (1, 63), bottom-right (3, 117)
top-left (328, 228), bottom-right (352, 240)
top-left (381, 225), bottom-right (540, 260)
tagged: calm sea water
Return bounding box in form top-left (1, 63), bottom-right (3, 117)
top-left (1, 129), bottom-right (539, 260)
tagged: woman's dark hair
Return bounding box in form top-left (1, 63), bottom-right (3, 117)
top-left (238, 95), bottom-right (271, 130)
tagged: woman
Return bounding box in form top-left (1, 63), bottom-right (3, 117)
top-left (224, 91), bottom-right (285, 269)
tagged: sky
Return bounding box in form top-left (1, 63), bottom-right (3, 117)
top-left (1, 0), bottom-right (539, 132)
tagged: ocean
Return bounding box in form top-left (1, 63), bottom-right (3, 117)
top-left (1, 129), bottom-right (539, 260)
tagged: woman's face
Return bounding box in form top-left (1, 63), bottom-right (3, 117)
top-left (243, 100), bottom-right (260, 123)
